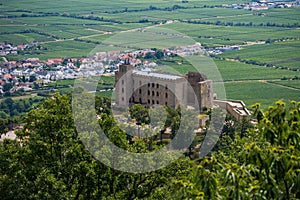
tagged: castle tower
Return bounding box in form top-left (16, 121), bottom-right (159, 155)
top-left (186, 72), bottom-right (213, 111)
top-left (115, 59), bottom-right (134, 107)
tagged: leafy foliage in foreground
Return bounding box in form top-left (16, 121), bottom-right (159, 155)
top-left (0, 94), bottom-right (191, 199)
top-left (174, 100), bottom-right (300, 199)
top-left (0, 94), bottom-right (299, 199)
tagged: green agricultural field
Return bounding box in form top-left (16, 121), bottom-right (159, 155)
top-left (1, 0), bottom-right (249, 15)
top-left (0, 18), bottom-right (21, 25)
top-left (7, 16), bottom-right (106, 25)
top-left (1, 0), bottom-right (299, 60)
top-left (40, 40), bottom-right (96, 59)
top-left (268, 80), bottom-right (300, 90)
top-left (29, 25), bottom-right (113, 39)
top-left (219, 40), bottom-right (300, 70)
top-left (95, 90), bottom-right (113, 98)
top-left (47, 76), bottom-right (114, 87)
top-left (99, 76), bottom-right (115, 85)
top-left (47, 79), bottom-right (75, 88)
top-left (223, 81), bottom-right (300, 109)
top-left (80, 34), bottom-right (114, 43)
top-left (89, 44), bottom-right (129, 55)
top-left (157, 57), bottom-right (195, 75)
top-left (0, 33), bottom-right (54, 45)
top-left (95, 7), bottom-right (249, 23)
top-left (199, 7), bottom-right (300, 26)
top-left (215, 60), bottom-right (299, 81)
top-left (196, 38), bottom-right (244, 48)
top-left (6, 40), bottom-right (96, 60)
top-left (57, 87), bottom-right (73, 94)
top-left (163, 22), bottom-right (300, 45)
top-left (42, 76), bottom-right (115, 96)
top-left (157, 57), bottom-right (299, 81)
top-left (83, 24), bottom-right (130, 33)
top-left (0, 26), bottom-right (33, 33)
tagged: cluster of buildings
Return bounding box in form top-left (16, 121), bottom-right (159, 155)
top-left (0, 47), bottom-right (167, 95)
top-left (0, 57), bottom-right (84, 94)
top-left (0, 42), bottom-right (38, 56)
top-left (93, 43), bottom-right (203, 64)
top-left (221, 0), bottom-right (300, 10)
top-left (207, 46), bottom-right (240, 55)
top-left (115, 60), bottom-right (250, 121)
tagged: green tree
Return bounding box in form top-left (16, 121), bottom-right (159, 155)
top-left (0, 118), bottom-right (8, 134)
top-left (1, 93), bottom-right (196, 199)
top-left (265, 38), bottom-right (273, 44)
top-left (0, 94), bottom-right (99, 199)
top-left (3, 83), bottom-right (13, 92)
top-left (0, 111), bottom-right (9, 118)
top-left (129, 104), bottom-right (150, 124)
top-left (164, 105), bottom-right (181, 139)
top-left (174, 100), bottom-right (300, 199)
top-left (21, 75), bottom-right (26, 83)
top-left (154, 49), bottom-right (164, 59)
top-left (29, 75), bottom-right (36, 82)
top-left (3, 98), bottom-right (14, 111)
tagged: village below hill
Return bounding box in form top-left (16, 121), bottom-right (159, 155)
top-left (0, 43), bottom-right (208, 97)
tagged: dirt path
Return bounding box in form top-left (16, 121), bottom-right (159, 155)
top-left (39, 32), bottom-right (112, 44)
top-left (221, 79), bottom-right (300, 92)
top-left (260, 80), bottom-right (300, 91)
top-left (223, 79), bottom-right (282, 83)
top-left (84, 28), bottom-right (107, 33)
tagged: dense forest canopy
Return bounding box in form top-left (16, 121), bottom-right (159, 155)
top-left (0, 94), bottom-right (299, 199)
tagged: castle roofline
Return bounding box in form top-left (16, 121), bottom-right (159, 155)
top-left (132, 70), bottom-right (184, 81)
